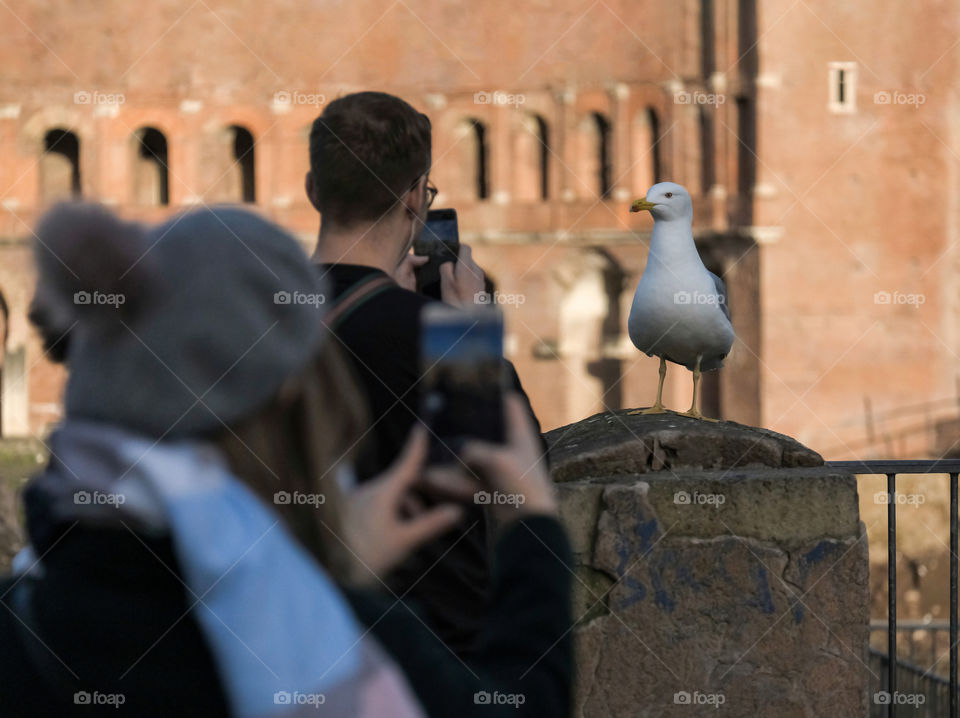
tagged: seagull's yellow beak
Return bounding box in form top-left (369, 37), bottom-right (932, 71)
top-left (630, 199), bottom-right (658, 213)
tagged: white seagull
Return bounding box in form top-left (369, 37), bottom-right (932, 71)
top-left (627, 182), bottom-right (735, 421)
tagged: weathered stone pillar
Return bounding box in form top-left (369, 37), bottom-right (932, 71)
top-left (550, 410), bottom-right (868, 717)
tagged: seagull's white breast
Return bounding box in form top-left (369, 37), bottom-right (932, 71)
top-left (628, 224), bottom-right (735, 370)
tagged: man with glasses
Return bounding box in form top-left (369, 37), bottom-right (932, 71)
top-left (306, 92), bottom-right (546, 657)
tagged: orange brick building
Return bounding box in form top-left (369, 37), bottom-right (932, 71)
top-left (0, 0), bottom-right (956, 459)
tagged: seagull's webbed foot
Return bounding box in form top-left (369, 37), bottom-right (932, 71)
top-left (629, 403), bottom-right (669, 415)
top-left (677, 408), bottom-right (719, 422)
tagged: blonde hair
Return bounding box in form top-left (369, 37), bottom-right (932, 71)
top-left (214, 340), bottom-right (367, 581)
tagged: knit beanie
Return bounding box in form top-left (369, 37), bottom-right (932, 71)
top-left (34, 203), bottom-right (328, 437)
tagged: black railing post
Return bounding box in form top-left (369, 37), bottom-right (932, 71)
top-left (951, 472), bottom-right (957, 718)
top-left (825, 460), bottom-right (960, 716)
top-left (888, 472), bottom-right (897, 718)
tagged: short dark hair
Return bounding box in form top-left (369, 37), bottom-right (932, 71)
top-left (308, 92), bottom-right (432, 226)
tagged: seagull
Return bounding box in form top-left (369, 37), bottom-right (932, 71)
top-left (627, 182), bottom-right (735, 421)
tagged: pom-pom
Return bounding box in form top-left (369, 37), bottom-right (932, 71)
top-left (33, 202), bottom-right (153, 320)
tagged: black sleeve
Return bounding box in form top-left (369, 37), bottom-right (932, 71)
top-left (345, 515), bottom-right (574, 718)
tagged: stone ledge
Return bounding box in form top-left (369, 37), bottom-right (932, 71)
top-left (546, 410), bottom-right (823, 482)
top-left (558, 467), bottom-right (859, 545)
top-left (551, 412), bottom-right (866, 717)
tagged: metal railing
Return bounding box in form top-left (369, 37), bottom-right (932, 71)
top-left (869, 647), bottom-right (951, 717)
top-left (869, 621), bottom-right (954, 672)
top-left (828, 460), bottom-right (960, 718)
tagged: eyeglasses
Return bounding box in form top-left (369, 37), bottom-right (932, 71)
top-left (408, 174), bottom-right (438, 209)
top-left (425, 180), bottom-right (438, 208)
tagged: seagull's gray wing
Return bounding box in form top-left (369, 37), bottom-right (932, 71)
top-left (709, 270), bottom-right (731, 321)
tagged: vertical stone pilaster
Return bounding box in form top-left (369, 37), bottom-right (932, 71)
top-left (491, 101), bottom-right (512, 205)
top-left (610, 83), bottom-right (631, 202)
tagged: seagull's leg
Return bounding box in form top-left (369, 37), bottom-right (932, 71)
top-left (678, 355), bottom-right (719, 422)
top-left (629, 356), bottom-right (668, 415)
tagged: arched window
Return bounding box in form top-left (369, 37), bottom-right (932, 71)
top-left (701, 0), bottom-right (715, 78)
top-left (648, 109), bottom-right (662, 185)
top-left (577, 113), bottom-right (612, 199)
top-left (453, 118), bottom-right (489, 200)
top-left (470, 120), bottom-right (489, 200)
top-left (593, 113), bottom-right (612, 198)
top-left (132, 127), bottom-right (169, 206)
top-left (229, 125), bottom-right (256, 203)
top-left (738, 0), bottom-right (758, 77)
top-left (40, 129), bottom-right (81, 202)
top-left (514, 114), bottom-right (550, 202)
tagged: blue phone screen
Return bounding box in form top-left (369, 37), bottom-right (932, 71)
top-left (420, 307), bottom-right (505, 463)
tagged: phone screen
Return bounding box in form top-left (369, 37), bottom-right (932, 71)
top-left (414, 209), bottom-right (460, 298)
top-left (420, 304), bottom-right (505, 465)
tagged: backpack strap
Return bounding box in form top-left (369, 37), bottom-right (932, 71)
top-left (322, 274), bottom-right (396, 332)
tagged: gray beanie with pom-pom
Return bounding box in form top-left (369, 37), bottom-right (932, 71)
top-left (34, 203), bottom-right (329, 438)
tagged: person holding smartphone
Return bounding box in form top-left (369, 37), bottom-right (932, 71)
top-left (3, 202), bottom-right (571, 717)
top-left (306, 92), bottom-right (549, 658)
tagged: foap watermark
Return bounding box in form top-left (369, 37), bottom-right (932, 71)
top-left (874, 90), bottom-right (925, 108)
top-left (474, 690), bottom-right (526, 708)
top-left (274, 290), bottom-right (326, 308)
top-left (74, 691), bottom-right (126, 708)
top-left (473, 91), bottom-right (525, 108)
top-left (475, 291), bottom-right (526, 307)
top-left (74, 290), bottom-right (125, 308)
top-left (274, 490), bottom-right (326, 507)
top-left (474, 490), bottom-right (526, 508)
top-left (874, 691), bottom-right (925, 707)
top-left (273, 90), bottom-right (327, 107)
top-left (874, 290), bottom-right (925, 307)
top-left (674, 90), bottom-right (725, 106)
top-left (74, 90), bottom-right (125, 106)
top-left (875, 491), bottom-right (925, 508)
top-left (74, 490), bottom-right (126, 507)
top-left (273, 91), bottom-right (326, 108)
top-left (674, 690), bottom-right (726, 709)
top-left (274, 691), bottom-right (326, 707)
top-left (674, 490), bottom-right (725, 508)
top-left (674, 290), bottom-right (724, 307)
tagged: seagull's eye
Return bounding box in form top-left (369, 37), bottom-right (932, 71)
top-left (665, 192), bottom-right (673, 198)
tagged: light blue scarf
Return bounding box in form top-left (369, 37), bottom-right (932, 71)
top-left (17, 421), bottom-right (423, 718)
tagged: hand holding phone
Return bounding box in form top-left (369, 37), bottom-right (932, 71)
top-left (459, 394), bottom-right (558, 525)
top-left (393, 253), bottom-right (429, 292)
top-left (340, 429), bottom-right (466, 586)
top-left (438, 244), bottom-right (485, 308)
top-left (414, 208), bottom-right (460, 300)
top-left (420, 304), bottom-right (505, 466)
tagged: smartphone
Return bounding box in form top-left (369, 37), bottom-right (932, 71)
top-left (420, 304), bottom-right (506, 465)
top-left (414, 208), bottom-right (460, 300)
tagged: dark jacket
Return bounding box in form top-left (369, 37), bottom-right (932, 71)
top-left (0, 526), bottom-right (229, 717)
top-left (347, 515), bottom-right (574, 718)
top-left (0, 516), bottom-right (572, 718)
top-left (318, 263), bottom-right (547, 656)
